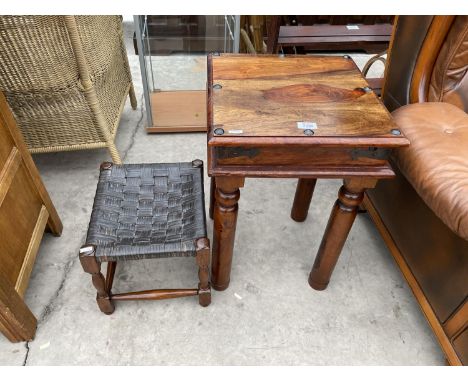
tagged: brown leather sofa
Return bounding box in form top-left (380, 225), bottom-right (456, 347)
top-left (364, 16), bottom-right (468, 365)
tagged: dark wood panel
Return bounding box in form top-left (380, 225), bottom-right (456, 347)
top-left (290, 16), bottom-right (393, 26)
top-left (265, 16), bottom-right (395, 54)
top-left (278, 35), bottom-right (391, 44)
top-left (364, 191), bottom-right (463, 365)
top-left (209, 164), bottom-right (395, 179)
top-left (366, 165), bottom-right (468, 324)
top-left (214, 146), bottom-right (389, 167)
top-left (211, 144), bottom-right (394, 179)
top-left (279, 24), bottom-right (393, 37)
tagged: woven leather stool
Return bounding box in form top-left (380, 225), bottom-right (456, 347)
top-left (79, 160), bottom-right (211, 314)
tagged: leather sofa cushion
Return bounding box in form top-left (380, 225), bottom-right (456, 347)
top-left (392, 102), bottom-right (468, 240)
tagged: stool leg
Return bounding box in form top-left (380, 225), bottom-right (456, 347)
top-left (196, 238), bottom-right (211, 307)
top-left (105, 261), bottom-right (117, 294)
top-left (79, 245), bottom-right (115, 315)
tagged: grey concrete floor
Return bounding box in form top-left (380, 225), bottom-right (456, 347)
top-left (0, 32), bottom-right (445, 365)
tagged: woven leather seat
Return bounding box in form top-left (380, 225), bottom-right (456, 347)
top-left (79, 160), bottom-right (211, 314)
top-left (87, 161), bottom-right (207, 261)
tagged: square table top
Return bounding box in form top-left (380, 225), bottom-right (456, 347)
top-left (208, 54), bottom-right (408, 148)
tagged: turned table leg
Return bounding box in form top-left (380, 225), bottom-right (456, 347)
top-left (79, 245), bottom-right (115, 314)
top-left (308, 178), bottom-right (377, 290)
top-left (291, 178), bottom-right (317, 222)
top-left (211, 176), bottom-right (244, 291)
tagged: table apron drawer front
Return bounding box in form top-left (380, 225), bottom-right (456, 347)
top-left (213, 146), bottom-right (390, 168)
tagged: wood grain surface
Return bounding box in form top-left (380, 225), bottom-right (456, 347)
top-left (210, 54), bottom-right (401, 140)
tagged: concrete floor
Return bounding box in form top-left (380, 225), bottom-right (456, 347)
top-left (0, 29), bottom-right (445, 365)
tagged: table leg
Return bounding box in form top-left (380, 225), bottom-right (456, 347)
top-left (308, 178), bottom-right (377, 290)
top-left (209, 177), bottom-right (216, 219)
top-left (211, 176), bottom-right (244, 291)
top-left (291, 178), bottom-right (317, 222)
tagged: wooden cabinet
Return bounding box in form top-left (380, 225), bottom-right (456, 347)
top-left (0, 92), bottom-right (62, 342)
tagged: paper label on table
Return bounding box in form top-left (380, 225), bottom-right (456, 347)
top-left (346, 25), bottom-right (360, 30)
top-left (297, 122), bottom-right (317, 130)
top-left (228, 130), bottom-right (243, 134)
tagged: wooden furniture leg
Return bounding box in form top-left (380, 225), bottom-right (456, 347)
top-left (211, 176), bottom-right (244, 291)
top-left (308, 178), bottom-right (377, 290)
top-left (79, 245), bottom-right (115, 315)
top-left (105, 261), bottom-right (117, 294)
top-left (0, 271), bottom-right (37, 342)
top-left (209, 176), bottom-right (216, 219)
top-left (291, 178), bottom-right (317, 222)
top-left (196, 238), bottom-right (211, 307)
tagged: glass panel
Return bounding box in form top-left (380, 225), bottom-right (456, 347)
top-left (135, 15), bottom-right (240, 131)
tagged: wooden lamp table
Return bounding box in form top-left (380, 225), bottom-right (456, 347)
top-left (207, 54), bottom-right (409, 292)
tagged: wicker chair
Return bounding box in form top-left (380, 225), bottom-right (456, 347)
top-left (0, 16), bottom-right (137, 164)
